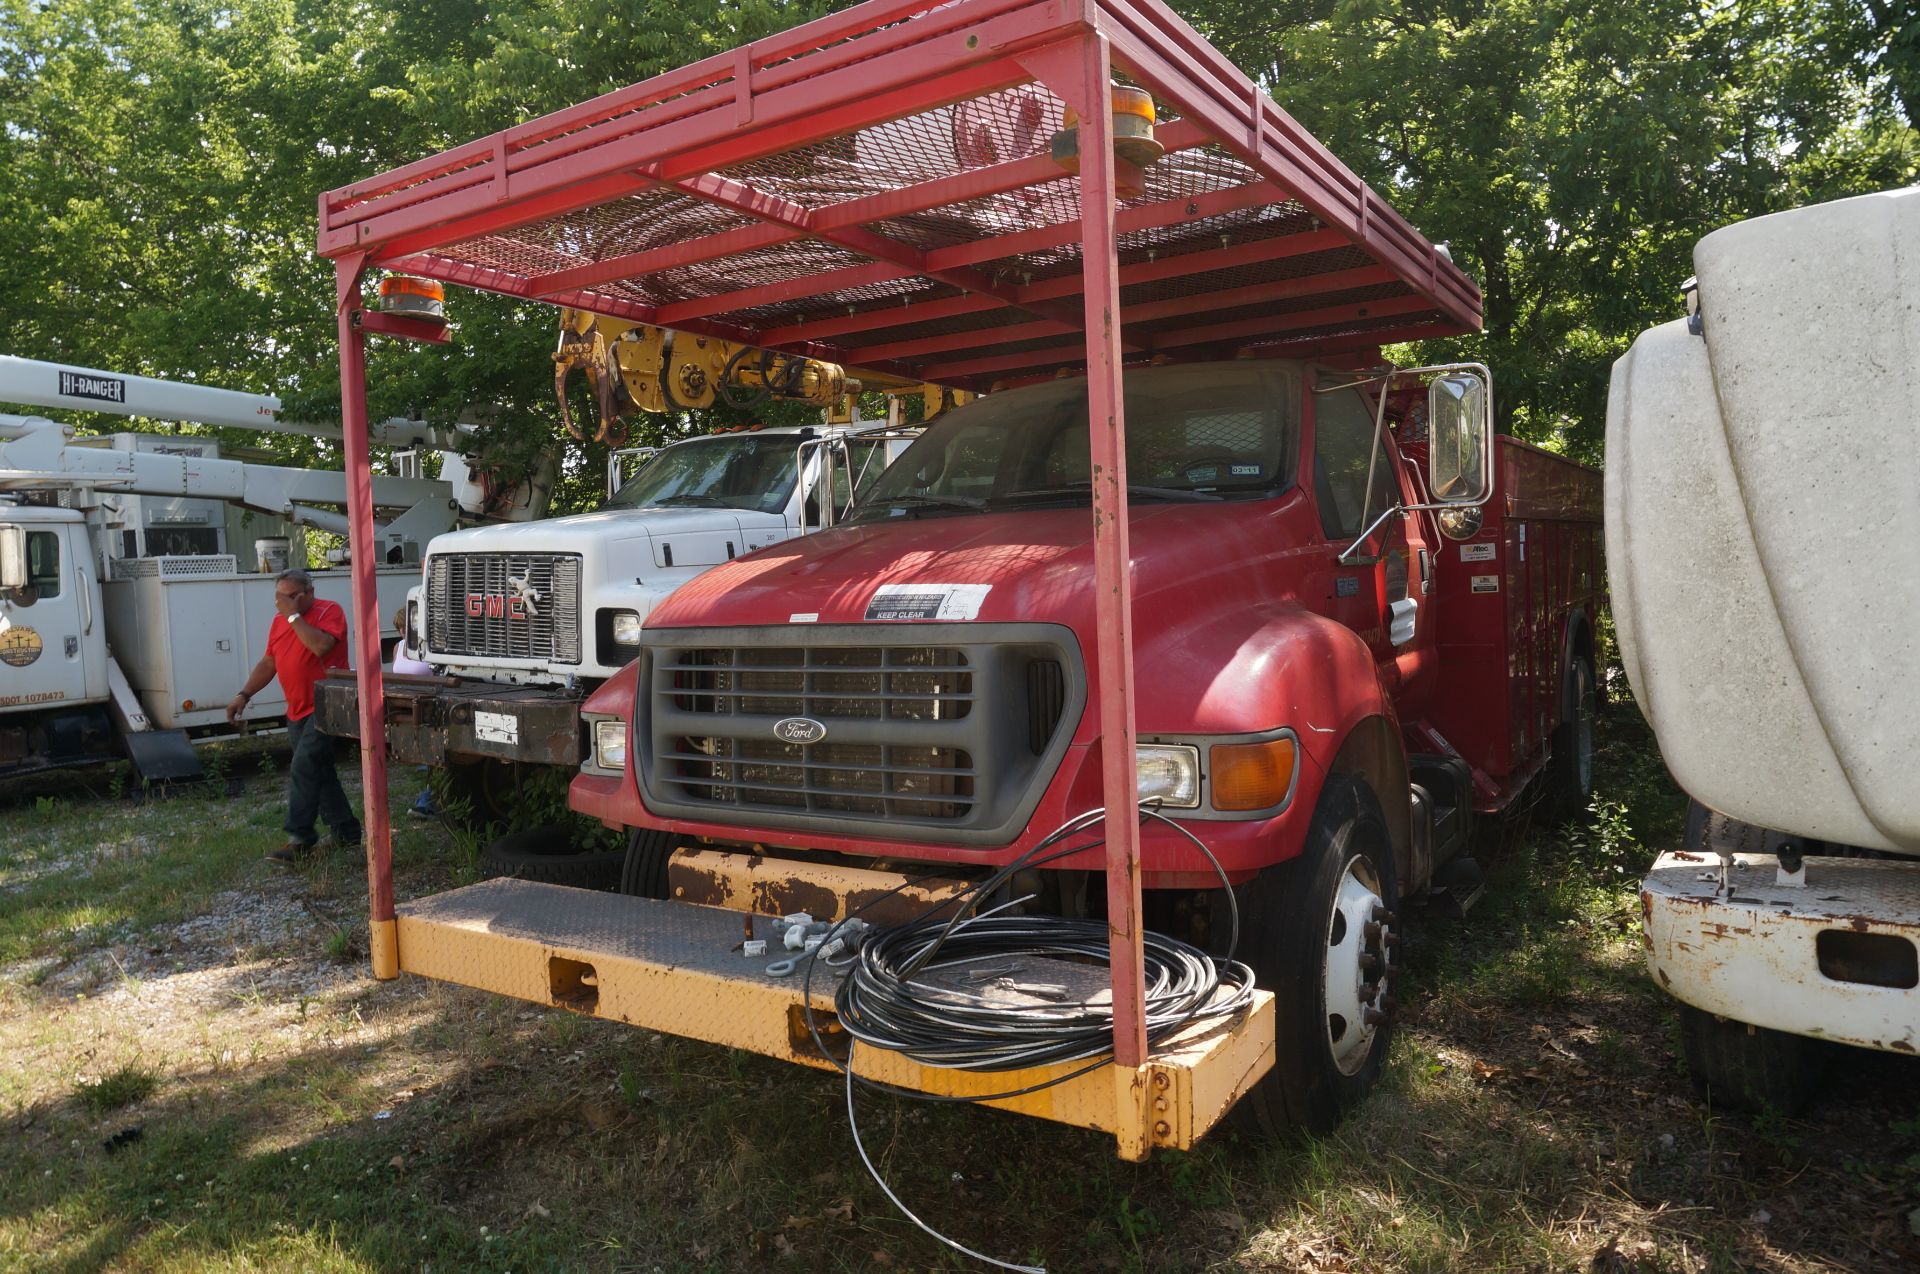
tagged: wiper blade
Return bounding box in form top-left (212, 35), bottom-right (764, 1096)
top-left (874, 493), bottom-right (987, 512)
top-left (996, 482), bottom-right (1224, 504)
top-left (653, 494), bottom-right (727, 506)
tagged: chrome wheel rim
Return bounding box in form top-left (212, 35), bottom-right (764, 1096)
top-left (1323, 855), bottom-right (1389, 1076)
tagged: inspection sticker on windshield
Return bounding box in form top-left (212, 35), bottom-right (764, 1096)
top-left (474, 711), bottom-right (519, 746)
top-left (1460, 543), bottom-right (1497, 562)
top-left (866, 583), bottom-right (992, 622)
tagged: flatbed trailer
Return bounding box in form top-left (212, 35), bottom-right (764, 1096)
top-left (317, 0), bottom-right (1493, 1160)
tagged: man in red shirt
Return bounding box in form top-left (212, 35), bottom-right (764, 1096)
top-left (225, 569), bottom-right (362, 865)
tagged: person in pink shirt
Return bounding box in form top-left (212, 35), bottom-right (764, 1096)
top-left (226, 569), bottom-right (362, 864)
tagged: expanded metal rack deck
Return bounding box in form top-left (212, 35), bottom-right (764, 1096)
top-left (319, 0), bottom-right (1479, 1156)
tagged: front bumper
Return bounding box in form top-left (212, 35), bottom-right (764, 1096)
top-left (314, 671), bottom-right (586, 767)
top-left (1642, 850), bottom-right (1920, 1054)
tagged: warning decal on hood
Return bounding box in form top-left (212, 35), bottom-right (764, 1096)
top-left (865, 583), bottom-right (992, 622)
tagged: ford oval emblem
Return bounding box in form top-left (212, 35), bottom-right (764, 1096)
top-left (774, 717), bottom-right (828, 745)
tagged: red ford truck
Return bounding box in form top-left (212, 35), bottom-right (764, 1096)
top-left (573, 357), bottom-right (1601, 1130)
top-left (318, 0), bottom-right (1607, 1160)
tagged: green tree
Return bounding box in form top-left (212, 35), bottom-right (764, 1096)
top-left (1183, 0), bottom-right (1917, 458)
top-left (0, 0), bottom-right (826, 506)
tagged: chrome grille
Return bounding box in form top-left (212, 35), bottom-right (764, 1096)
top-left (426, 553), bottom-right (582, 665)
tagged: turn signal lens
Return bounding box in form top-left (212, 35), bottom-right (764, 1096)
top-left (1209, 737), bottom-right (1297, 811)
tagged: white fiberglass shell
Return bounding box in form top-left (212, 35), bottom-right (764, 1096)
top-left (1606, 187), bottom-right (1920, 855)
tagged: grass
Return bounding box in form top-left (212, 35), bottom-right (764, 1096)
top-left (74, 1063), bottom-right (159, 1114)
top-left (1, 707), bottom-right (1917, 1271)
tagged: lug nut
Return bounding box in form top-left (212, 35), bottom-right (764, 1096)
top-left (1372, 907), bottom-right (1397, 925)
top-left (1359, 953), bottom-right (1379, 974)
top-left (1363, 1007), bottom-right (1388, 1027)
top-left (1364, 921), bottom-right (1383, 944)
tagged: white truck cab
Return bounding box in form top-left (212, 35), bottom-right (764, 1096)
top-left (0, 507), bottom-right (107, 722)
top-left (417, 425), bottom-right (898, 685)
top-left (318, 422), bottom-right (914, 806)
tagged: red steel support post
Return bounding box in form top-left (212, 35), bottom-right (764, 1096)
top-left (336, 259), bottom-right (399, 980)
top-left (1071, 34), bottom-right (1148, 1070)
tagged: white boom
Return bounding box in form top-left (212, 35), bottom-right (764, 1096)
top-left (0, 413), bottom-right (454, 552)
top-left (0, 354), bottom-right (463, 450)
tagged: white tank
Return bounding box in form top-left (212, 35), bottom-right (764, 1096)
top-left (1606, 187), bottom-right (1920, 856)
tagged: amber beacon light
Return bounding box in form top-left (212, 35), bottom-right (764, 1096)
top-left (377, 275), bottom-right (447, 324)
top-left (1052, 84), bottom-right (1164, 177)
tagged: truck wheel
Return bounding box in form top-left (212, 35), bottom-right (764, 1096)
top-left (1543, 655), bottom-right (1596, 822)
top-left (1238, 775), bottom-right (1399, 1137)
top-left (440, 757), bottom-right (525, 831)
top-left (478, 824), bottom-right (625, 891)
top-left (618, 827), bottom-right (676, 898)
top-left (1676, 1004), bottom-right (1828, 1114)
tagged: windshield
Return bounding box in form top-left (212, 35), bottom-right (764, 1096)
top-left (850, 363), bottom-right (1300, 520)
top-left (605, 434), bottom-right (803, 515)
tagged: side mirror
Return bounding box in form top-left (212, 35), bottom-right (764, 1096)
top-left (1428, 372), bottom-right (1491, 504)
top-left (0, 526), bottom-right (26, 591)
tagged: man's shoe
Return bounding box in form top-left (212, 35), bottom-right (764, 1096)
top-left (320, 831), bottom-right (363, 853)
top-left (266, 841), bottom-right (313, 866)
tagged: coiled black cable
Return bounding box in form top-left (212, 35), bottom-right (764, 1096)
top-left (806, 805), bottom-right (1254, 1092)
top-left (799, 806), bottom-right (1260, 1272)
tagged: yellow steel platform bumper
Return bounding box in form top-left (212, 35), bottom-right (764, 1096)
top-left (393, 878), bottom-right (1274, 1159)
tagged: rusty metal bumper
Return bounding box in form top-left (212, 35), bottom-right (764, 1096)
top-left (314, 670), bottom-right (586, 766)
top-left (1642, 851), bottom-right (1920, 1054)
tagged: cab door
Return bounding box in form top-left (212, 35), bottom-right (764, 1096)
top-left (1309, 381), bottom-right (1409, 668)
top-left (0, 523), bottom-right (99, 709)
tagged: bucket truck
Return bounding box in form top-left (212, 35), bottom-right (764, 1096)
top-left (0, 355), bottom-right (484, 782)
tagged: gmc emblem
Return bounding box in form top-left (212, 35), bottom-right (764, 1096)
top-left (465, 593), bottom-right (530, 619)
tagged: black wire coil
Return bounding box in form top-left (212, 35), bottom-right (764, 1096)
top-left (834, 911), bottom-right (1256, 1072)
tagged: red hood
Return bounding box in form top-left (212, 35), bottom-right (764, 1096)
top-left (648, 494), bottom-right (1313, 630)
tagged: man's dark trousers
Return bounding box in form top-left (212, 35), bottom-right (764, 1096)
top-left (285, 715), bottom-right (361, 847)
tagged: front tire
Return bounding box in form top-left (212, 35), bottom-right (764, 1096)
top-left (1238, 775), bottom-right (1400, 1137)
top-left (478, 823), bottom-right (625, 890)
top-left (1677, 1004), bottom-right (1827, 1114)
top-left (440, 756), bottom-right (527, 832)
top-left (618, 826), bottom-right (676, 898)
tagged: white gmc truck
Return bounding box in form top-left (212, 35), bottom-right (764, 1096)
top-left (315, 423), bottom-right (912, 823)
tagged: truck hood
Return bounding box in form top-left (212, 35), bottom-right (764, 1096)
top-left (649, 497), bottom-right (1305, 629)
top-left (429, 506), bottom-right (768, 554)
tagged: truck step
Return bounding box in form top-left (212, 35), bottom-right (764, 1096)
top-left (1424, 856), bottom-right (1487, 919)
top-left (393, 879), bottom-right (1276, 1160)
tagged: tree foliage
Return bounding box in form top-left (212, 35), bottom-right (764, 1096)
top-left (1, 0), bottom-right (1912, 487)
top-left (1184, 0), bottom-right (1916, 456)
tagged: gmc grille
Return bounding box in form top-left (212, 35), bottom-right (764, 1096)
top-left (640, 625), bottom-right (1084, 846)
top-left (427, 553), bottom-right (582, 665)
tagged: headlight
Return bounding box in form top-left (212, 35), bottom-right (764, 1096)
top-left (594, 718), bottom-right (628, 771)
top-left (1135, 744), bottom-right (1200, 808)
top-left (610, 611), bottom-right (644, 645)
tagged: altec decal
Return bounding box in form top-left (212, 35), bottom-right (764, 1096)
top-left (58, 370), bottom-right (126, 403)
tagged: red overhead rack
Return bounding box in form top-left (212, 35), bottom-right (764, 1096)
top-left (321, 0), bottom-right (1480, 1070)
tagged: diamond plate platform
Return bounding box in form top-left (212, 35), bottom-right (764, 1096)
top-left (396, 879), bottom-right (1274, 1157)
